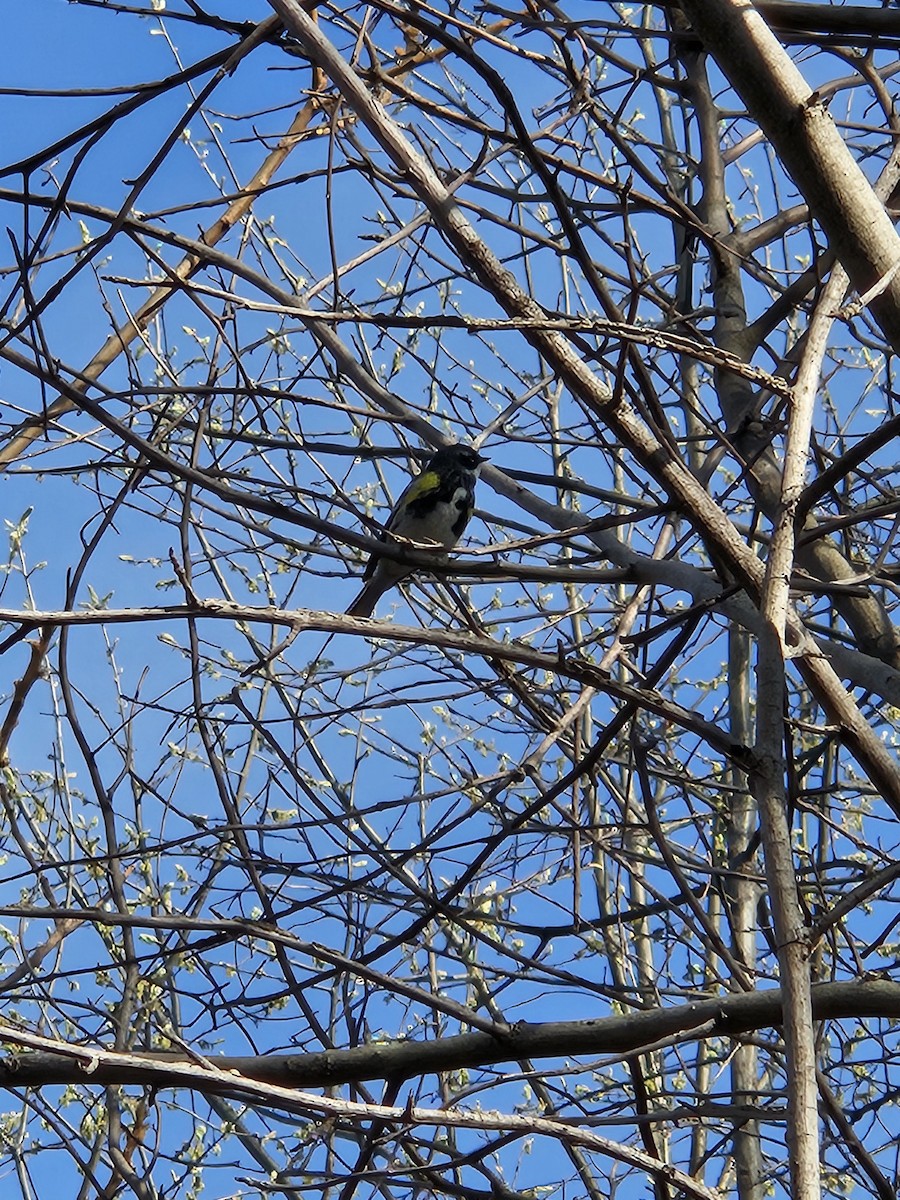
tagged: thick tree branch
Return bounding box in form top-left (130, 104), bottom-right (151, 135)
top-left (677, 0), bottom-right (900, 351)
top-left (2, 979), bottom-right (898, 1089)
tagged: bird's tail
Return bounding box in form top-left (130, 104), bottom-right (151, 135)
top-left (345, 582), bottom-right (380, 618)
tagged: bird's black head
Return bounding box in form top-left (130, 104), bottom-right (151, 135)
top-left (430, 444), bottom-right (487, 474)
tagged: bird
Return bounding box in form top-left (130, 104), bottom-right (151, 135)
top-left (345, 443), bottom-right (486, 618)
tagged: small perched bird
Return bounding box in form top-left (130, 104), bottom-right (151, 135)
top-left (346, 443), bottom-right (486, 618)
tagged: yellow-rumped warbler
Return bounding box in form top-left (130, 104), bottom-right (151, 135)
top-left (346, 443), bottom-right (486, 618)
